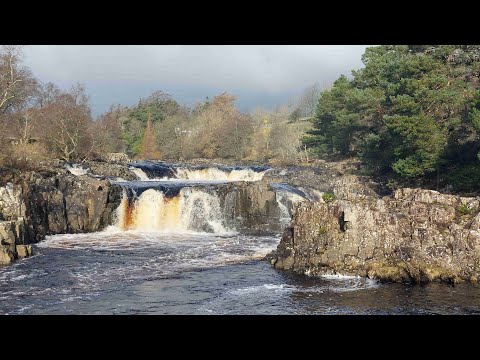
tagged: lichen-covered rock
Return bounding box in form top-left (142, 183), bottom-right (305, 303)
top-left (270, 188), bottom-right (480, 284)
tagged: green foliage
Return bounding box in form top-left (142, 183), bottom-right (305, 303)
top-left (288, 107), bottom-right (302, 122)
top-left (318, 226), bottom-right (328, 235)
top-left (446, 164), bottom-right (480, 193)
top-left (457, 203), bottom-right (474, 216)
top-left (306, 45), bottom-right (480, 192)
top-left (322, 193), bottom-right (336, 203)
top-left (121, 91), bottom-right (181, 156)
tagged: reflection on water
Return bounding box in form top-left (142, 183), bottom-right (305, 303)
top-left (1, 231), bottom-right (480, 315)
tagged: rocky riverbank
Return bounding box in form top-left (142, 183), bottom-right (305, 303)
top-left (0, 158), bottom-right (313, 264)
top-left (3, 157), bottom-right (479, 284)
top-left (0, 163), bottom-right (127, 264)
top-left (268, 187), bottom-right (480, 284)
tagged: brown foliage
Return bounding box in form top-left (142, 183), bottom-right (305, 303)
top-left (140, 115), bottom-right (162, 159)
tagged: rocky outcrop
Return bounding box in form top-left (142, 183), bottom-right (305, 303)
top-left (269, 188), bottom-right (480, 284)
top-left (220, 182), bottom-right (296, 233)
top-left (0, 168), bottom-right (123, 264)
top-left (84, 161), bottom-right (138, 181)
top-left (0, 218), bottom-right (34, 265)
top-left (264, 159), bottom-right (387, 202)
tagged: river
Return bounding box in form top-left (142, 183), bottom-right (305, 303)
top-left (1, 162), bottom-right (479, 314)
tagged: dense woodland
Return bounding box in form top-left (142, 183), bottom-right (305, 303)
top-left (305, 45), bottom-right (480, 192)
top-left (1, 45), bottom-right (479, 193)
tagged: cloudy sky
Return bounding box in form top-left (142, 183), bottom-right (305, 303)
top-left (23, 45), bottom-right (369, 117)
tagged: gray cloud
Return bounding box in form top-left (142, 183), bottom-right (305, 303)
top-left (22, 45), bottom-right (369, 116)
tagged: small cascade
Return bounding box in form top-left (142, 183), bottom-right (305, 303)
top-left (128, 161), bottom-right (269, 182)
top-left (275, 190), bottom-right (308, 223)
top-left (130, 168), bottom-right (151, 181)
top-left (65, 163), bottom-right (90, 176)
top-left (174, 167), bottom-right (266, 182)
top-left (271, 183), bottom-right (309, 224)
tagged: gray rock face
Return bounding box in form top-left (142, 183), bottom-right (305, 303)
top-left (218, 181), bottom-right (296, 233)
top-left (84, 161), bottom-right (138, 181)
top-left (0, 218), bottom-right (33, 265)
top-left (0, 168), bottom-right (124, 264)
top-left (269, 188), bottom-right (480, 284)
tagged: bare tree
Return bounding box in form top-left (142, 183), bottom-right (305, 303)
top-left (36, 85), bottom-right (94, 162)
top-left (94, 104), bottom-right (128, 154)
top-left (298, 82), bottom-right (321, 118)
top-left (0, 45), bottom-right (37, 114)
top-left (36, 82), bottom-right (61, 108)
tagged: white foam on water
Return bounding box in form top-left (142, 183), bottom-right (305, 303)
top-left (130, 168), bottom-right (151, 181)
top-left (275, 190), bottom-right (307, 223)
top-left (65, 164), bottom-right (90, 176)
top-left (320, 274), bottom-right (362, 280)
top-left (129, 165), bottom-right (268, 182)
top-left (174, 167), bottom-right (267, 182)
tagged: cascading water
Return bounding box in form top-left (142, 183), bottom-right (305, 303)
top-left (115, 162), bottom-right (308, 234)
top-left (130, 168), bottom-right (150, 181)
top-left (174, 167), bottom-right (266, 182)
top-left (275, 190), bottom-right (307, 223)
top-left (115, 187), bottom-right (229, 234)
top-left (129, 162), bottom-right (269, 182)
top-left (65, 163), bottom-right (90, 176)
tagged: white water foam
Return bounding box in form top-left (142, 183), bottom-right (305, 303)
top-left (65, 164), bottom-right (90, 176)
top-left (174, 167), bottom-right (267, 182)
top-left (130, 168), bottom-right (151, 181)
top-left (115, 188), bottom-right (231, 234)
top-left (129, 166), bottom-right (268, 182)
top-left (275, 190), bottom-right (308, 222)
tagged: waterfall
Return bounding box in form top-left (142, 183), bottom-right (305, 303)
top-left (129, 162), bottom-right (269, 182)
top-left (174, 167), bottom-right (266, 182)
top-left (115, 188), bottom-right (229, 234)
top-left (114, 163), bottom-right (309, 234)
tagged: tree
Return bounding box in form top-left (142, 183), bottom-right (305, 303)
top-left (122, 90), bottom-right (181, 156)
top-left (139, 113), bottom-right (161, 159)
top-left (297, 82), bottom-right (322, 118)
top-left (306, 45), bottom-right (480, 190)
top-left (94, 104), bottom-right (128, 154)
top-left (190, 92), bottom-right (254, 159)
top-left (0, 46), bottom-right (37, 114)
top-left (36, 84), bottom-right (95, 162)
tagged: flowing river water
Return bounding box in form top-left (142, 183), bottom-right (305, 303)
top-left (1, 162), bottom-right (480, 315)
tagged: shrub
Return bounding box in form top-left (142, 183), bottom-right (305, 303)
top-left (318, 226), bottom-right (328, 235)
top-left (446, 164), bottom-right (480, 193)
top-left (322, 193), bottom-right (336, 203)
top-left (457, 203), bottom-right (474, 216)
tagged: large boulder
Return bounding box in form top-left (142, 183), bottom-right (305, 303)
top-left (270, 188), bottom-right (480, 284)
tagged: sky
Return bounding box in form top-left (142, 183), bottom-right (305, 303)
top-left (22, 45), bottom-right (369, 118)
